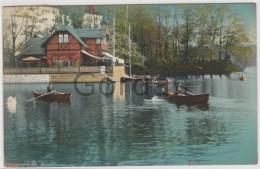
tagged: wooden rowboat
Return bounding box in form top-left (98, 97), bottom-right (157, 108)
top-left (239, 76), bottom-right (246, 81)
top-left (33, 90), bottom-right (71, 102)
top-left (139, 80), bottom-right (171, 85)
top-left (120, 76), bottom-right (151, 83)
top-left (163, 89), bottom-right (209, 104)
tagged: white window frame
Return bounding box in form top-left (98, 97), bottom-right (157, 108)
top-left (64, 34), bottom-right (69, 43)
top-left (96, 39), bottom-right (101, 44)
top-left (59, 34), bottom-right (64, 43)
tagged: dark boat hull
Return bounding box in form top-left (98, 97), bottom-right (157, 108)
top-left (163, 90), bottom-right (209, 104)
top-left (121, 77), bottom-right (142, 82)
top-left (139, 81), bottom-right (171, 85)
top-left (33, 91), bottom-right (71, 102)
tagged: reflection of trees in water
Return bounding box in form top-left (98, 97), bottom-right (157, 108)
top-left (185, 117), bottom-right (226, 146)
top-left (46, 102), bottom-right (87, 165)
top-left (4, 112), bottom-right (18, 164)
top-left (88, 88), bottom-right (129, 166)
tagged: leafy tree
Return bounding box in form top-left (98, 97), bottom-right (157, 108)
top-left (113, 33), bottom-right (143, 66)
top-left (223, 14), bottom-right (250, 61)
top-left (4, 7), bottom-right (25, 66)
top-left (179, 5), bottom-right (197, 63)
top-left (60, 6), bottom-right (86, 28)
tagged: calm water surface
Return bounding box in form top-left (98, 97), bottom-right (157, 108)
top-left (4, 67), bottom-right (257, 166)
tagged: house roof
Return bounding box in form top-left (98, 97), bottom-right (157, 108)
top-left (76, 29), bottom-right (105, 38)
top-left (21, 25), bottom-right (108, 56)
top-left (20, 36), bottom-right (48, 56)
top-left (56, 25), bottom-right (88, 47)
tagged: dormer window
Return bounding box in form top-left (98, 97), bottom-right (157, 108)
top-left (59, 34), bottom-right (69, 43)
top-left (59, 34), bottom-right (63, 43)
top-left (64, 34), bottom-right (69, 43)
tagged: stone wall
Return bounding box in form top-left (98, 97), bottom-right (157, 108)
top-left (3, 66), bottom-right (125, 83)
top-left (50, 73), bottom-right (104, 83)
top-left (3, 74), bottom-right (49, 83)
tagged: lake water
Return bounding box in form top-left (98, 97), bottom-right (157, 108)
top-left (3, 67), bottom-right (257, 166)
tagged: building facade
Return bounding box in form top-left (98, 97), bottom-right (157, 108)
top-left (19, 23), bottom-right (112, 67)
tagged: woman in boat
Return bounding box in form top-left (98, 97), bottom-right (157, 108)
top-left (47, 83), bottom-right (55, 93)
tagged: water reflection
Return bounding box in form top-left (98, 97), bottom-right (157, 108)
top-left (113, 82), bottom-right (125, 100)
top-left (3, 67), bottom-right (257, 166)
top-left (6, 96), bottom-right (17, 113)
top-left (185, 117), bottom-right (226, 146)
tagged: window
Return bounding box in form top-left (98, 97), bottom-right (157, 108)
top-left (64, 34), bottom-right (69, 43)
top-left (103, 37), bottom-right (106, 44)
top-left (96, 39), bottom-right (101, 44)
top-left (59, 34), bottom-right (69, 43)
top-left (59, 34), bottom-right (63, 43)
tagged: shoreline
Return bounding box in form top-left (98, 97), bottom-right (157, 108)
top-left (3, 66), bottom-right (125, 84)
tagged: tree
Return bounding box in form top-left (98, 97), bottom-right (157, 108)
top-left (114, 33), bottom-right (143, 66)
top-left (223, 14), bottom-right (250, 61)
top-left (179, 5), bottom-right (197, 63)
top-left (5, 7), bottom-right (25, 66)
top-left (60, 6), bottom-right (86, 28)
top-left (214, 5), bottom-right (229, 60)
top-left (195, 4), bottom-right (213, 62)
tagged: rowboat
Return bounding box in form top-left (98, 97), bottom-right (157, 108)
top-left (120, 75), bottom-right (151, 83)
top-left (33, 90), bottom-right (72, 102)
top-left (163, 89), bottom-right (209, 104)
top-left (139, 80), bottom-right (171, 85)
top-left (121, 76), bottom-right (142, 82)
top-left (239, 75), bottom-right (246, 81)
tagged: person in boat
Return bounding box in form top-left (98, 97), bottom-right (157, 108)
top-left (166, 77), bottom-right (171, 83)
top-left (175, 82), bottom-right (185, 96)
top-left (152, 77), bottom-right (158, 83)
top-left (47, 83), bottom-right (55, 93)
top-left (145, 71), bottom-right (151, 79)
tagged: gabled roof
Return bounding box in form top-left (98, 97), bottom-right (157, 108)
top-left (56, 25), bottom-right (88, 47)
top-left (20, 36), bottom-right (48, 56)
top-left (76, 29), bottom-right (105, 38)
top-left (23, 25), bottom-right (109, 55)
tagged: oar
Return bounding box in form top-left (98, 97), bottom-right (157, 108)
top-left (182, 90), bottom-right (194, 96)
top-left (26, 91), bottom-right (54, 102)
top-left (52, 90), bottom-right (64, 94)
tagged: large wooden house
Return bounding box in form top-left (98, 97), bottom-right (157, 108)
top-left (19, 20), bottom-right (123, 67)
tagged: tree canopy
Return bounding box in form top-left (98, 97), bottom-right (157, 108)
top-left (2, 4), bottom-right (256, 68)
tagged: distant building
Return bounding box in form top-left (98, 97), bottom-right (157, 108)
top-left (19, 15), bottom-right (122, 67)
top-left (83, 5), bottom-right (103, 29)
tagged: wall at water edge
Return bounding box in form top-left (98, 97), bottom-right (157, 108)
top-left (3, 73), bottom-right (105, 83)
top-left (50, 73), bottom-right (104, 83)
top-left (3, 74), bottom-right (50, 83)
top-left (3, 66), bottom-right (125, 83)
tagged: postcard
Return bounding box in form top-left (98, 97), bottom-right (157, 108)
top-left (1, 0), bottom-right (258, 168)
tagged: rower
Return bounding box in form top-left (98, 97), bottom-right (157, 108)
top-left (47, 83), bottom-right (55, 93)
top-left (176, 82), bottom-right (185, 96)
top-left (152, 77), bottom-right (157, 83)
